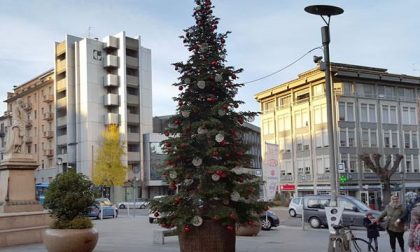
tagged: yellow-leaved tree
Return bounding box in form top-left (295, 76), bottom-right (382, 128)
top-left (93, 124), bottom-right (127, 198)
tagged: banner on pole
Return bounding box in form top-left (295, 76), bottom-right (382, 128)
top-left (262, 143), bottom-right (279, 201)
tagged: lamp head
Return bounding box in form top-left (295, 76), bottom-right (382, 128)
top-left (304, 5), bottom-right (344, 16)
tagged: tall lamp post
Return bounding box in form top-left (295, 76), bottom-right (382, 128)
top-left (305, 5), bottom-right (343, 207)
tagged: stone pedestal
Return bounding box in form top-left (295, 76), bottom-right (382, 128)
top-left (0, 154), bottom-right (43, 213)
top-left (0, 153), bottom-right (51, 248)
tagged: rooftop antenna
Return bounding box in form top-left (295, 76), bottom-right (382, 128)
top-left (88, 26), bottom-right (93, 38)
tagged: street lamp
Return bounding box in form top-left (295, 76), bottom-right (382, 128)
top-left (56, 157), bottom-right (63, 174)
top-left (305, 5), bottom-right (343, 207)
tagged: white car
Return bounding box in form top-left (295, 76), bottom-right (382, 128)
top-left (118, 198), bottom-right (149, 209)
top-left (288, 197), bottom-right (303, 217)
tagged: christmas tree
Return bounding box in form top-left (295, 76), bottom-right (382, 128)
top-left (150, 0), bottom-right (268, 238)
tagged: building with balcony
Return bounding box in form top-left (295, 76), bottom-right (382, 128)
top-left (3, 32), bottom-right (152, 202)
top-left (53, 32), bottom-right (152, 202)
top-left (3, 70), bottom-right (56, 182)
top-left (255, 63), bottom-right (420, 208)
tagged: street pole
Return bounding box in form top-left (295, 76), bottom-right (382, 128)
top-left (321, 25), bottom-right (338, 207)
top-left (304, 5), bottom-right (345, 252)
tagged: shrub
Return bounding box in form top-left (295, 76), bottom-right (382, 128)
top-left (44, 170), bottom-right (95, 229)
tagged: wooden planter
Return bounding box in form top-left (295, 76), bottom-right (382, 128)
top-left (178, 220), bottom-right (236, 252)
top-left (236, 221), bottom-right (261, 236)
top-left (43, 228), bottom-right (98, 252)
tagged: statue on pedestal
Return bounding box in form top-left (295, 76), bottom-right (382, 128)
top-left (4, 98), bottom-right (27, 155)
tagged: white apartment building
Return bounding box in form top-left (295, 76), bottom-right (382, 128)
top-left (4, 32), bottom-right (152, 202)
top-left (255, 63), bottom-right (420, 209)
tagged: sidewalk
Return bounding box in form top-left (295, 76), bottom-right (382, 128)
top-left (0, 214), bottom-right (402, 252)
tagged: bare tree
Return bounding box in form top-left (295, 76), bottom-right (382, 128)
top-left (360, 153), bottom-right (403, 207)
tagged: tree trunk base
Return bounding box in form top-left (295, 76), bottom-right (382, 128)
top-left (178, 220), bottom-right (236, 252)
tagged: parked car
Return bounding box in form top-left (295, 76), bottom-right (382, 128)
top-left (118, 198), bottom-right (149, 209)
top-left (87, 198), bottom-right (118, 219)
top-left (260, 210), bottom-right (280, 230)
top-left (288, 197), bottom-right (303, 217)
top-left (303, 195), bottom-right (381, 229)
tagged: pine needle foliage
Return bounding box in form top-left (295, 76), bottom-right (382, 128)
top-left (150, 0), bottom-right (268, 233)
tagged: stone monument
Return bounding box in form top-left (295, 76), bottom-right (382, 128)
top-left (0, 98), bottom-right (51, 247)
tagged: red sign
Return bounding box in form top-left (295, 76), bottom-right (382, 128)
top-left (280, 184), bottom-right (296, 191)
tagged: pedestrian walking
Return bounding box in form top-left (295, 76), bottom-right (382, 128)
top-left (364, 212), bottom-right (380, 252)
top-left (408, 202), bottom-right (420, 252)
top-left (377, 195), bottom-right (406, 252)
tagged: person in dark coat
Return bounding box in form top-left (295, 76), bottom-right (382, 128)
top-left (364, 212), bottom-right (380, 252)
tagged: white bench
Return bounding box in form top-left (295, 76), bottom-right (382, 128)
top-left (153, 227), bottom-right (178, 244)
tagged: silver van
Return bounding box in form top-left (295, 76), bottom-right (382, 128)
top-left (303, 195), bottom-right (381, 228)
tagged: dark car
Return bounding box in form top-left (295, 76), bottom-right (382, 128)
top-left (87, 198), bottom-right (118, 219)
top-left (260, 210), bottom-right (280, 230)
top-left (303, 195), bottom-right (382, 229)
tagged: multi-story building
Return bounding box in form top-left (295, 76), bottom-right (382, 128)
top-left (142, 116), bottom-right (262, 198)
top-left (3, 32), bottom-right (152, 202)
top-left (2, 70), bottom-right (55, 181)
top-left (255, 63), bottom-right (420, 209)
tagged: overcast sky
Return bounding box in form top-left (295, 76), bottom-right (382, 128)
top-left (1, 0), bottom-right (419, 126)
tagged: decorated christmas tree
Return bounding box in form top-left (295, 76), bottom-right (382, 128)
top-left (150, 0), bottom-right (268, 250)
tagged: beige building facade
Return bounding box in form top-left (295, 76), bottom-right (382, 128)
top-left (2, 70), bottom-right (55, 182)
top-left (255, 63), bottom-right (420, 208)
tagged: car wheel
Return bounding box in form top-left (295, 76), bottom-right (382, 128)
top-left (149, 217), bottom-right (154, 224)
top-left (289, 209), bottom-right (297, 217)
top-left (119, 204), bottom-right (126, 209)
top-left (309, 217), bottom-right (321, 228)
top-left (140, 205), bottom-right (145, 209)
top-left (260, 217), bottom-right (272, 230)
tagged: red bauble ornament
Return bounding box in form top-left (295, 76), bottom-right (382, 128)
top-left (248, 220), bottom-right (254, 225)
top-left (211, 60), bottom-right (217, 65)
top-left (215, 170), bottom-right (223, 176)
top-left (164, 131), bottom-right (170, 136)
top-left (175, 119), bottom-right (181, 125)
top-left (221, 38), bottom-right (225, 44)
top-left (213, 151), bottom-right (219, 157)
top-left (226, 224), bottom-right (234, 232)
top-left (234, 103), bottom-right (239, 108)
top-left (175, 196), bottom-right (181, 205)
top-left (229, 212), bottom-right (236, 219)
top-left (154, 212), bottom-right (160, 217)
top-left (179, 86), bottom-right (183, 91)
top-left (184, 226), bottom-right (191, 232)
top-left (178, 101), bottom-right (183, 106)
top-left (165, 142), bottom-right (172, 148)
top-left (232, 74), bottom-right (237, 79)
top-left (207, 97), bottom-right (217, 103)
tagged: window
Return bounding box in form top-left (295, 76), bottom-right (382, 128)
top-left (402, 106), bottom-right (416, 124)
top-left (360, 103), bottom-right (376, 122)
top-left (277, 114), bottom-right (291, 131)
top-left (263, 101), bottom-right (275, 112)
top-left (363, 84), bottom-right (374, 97)
top-left (127, 144), bottom-right (140, 152)
top-left (295, 109), bottom-right (309, 128)
top-left (371, 130), bottom-right (378, 147)
top-left (338, 102), bottom-right (355, 121)
top-left (362, 129), bottom-right (369, 147)
top-left (316, 155), bottom-right (330, 174)
top-left (369, 104), bottom-right (376, 122)
top-left (384, 131), bottom-right (390, 148)
top-left (128, 125), bottom-right (139, 133)
top-left (127, 87), bottom-right (139, 95)
top-left (262, 119), bottom-right (274, 135)
top-left (277, 95), bottom-right (291, 108)
top-left (391, 131), bottom-right (398, 148)
top-left (340, 128), bottom-right (356, 147)
top-left (313, 84), bottom-right (324, 97)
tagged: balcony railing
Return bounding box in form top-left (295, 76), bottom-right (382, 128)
top-left (43, 149), bottom-right (54, 157)
top-left (280, 175), bottom-right (293, 182)
top-left (297, 174), bottom-right (313, 182)
top-left (43, 94), bottom-right (54, 103)
top-left (43, 112), bottom-right (54, 121)
top-left (43, 131), bottom-right (54, 139)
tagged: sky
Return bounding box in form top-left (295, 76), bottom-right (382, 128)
top-left (1, 0), bottom-right (419, 127)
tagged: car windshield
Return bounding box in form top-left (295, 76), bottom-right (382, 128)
top-left (348, 197), bottom-right (370, 211)
top-left (96, 198), bottom-right (113, 206)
